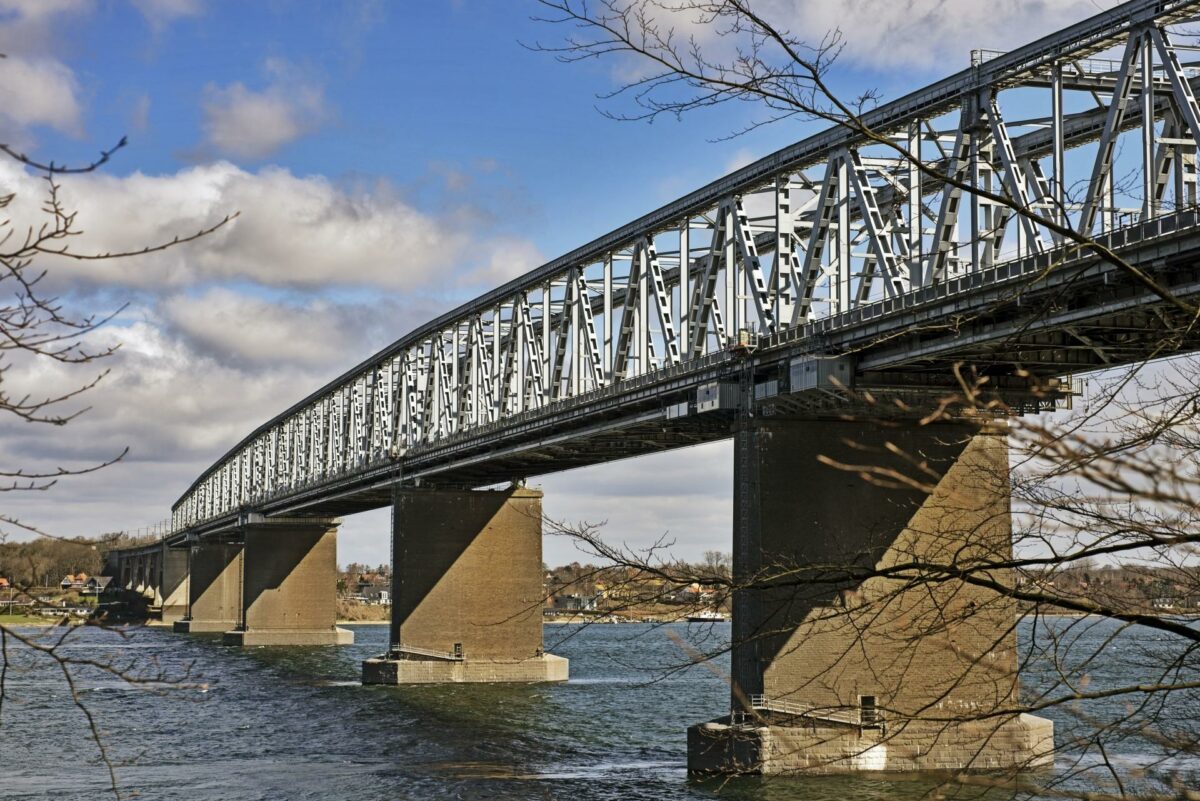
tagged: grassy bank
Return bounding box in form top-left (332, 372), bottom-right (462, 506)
top-left (0, 613), bottom-right (73, 627)
top-left (337, 600), bottom-right (390, 622)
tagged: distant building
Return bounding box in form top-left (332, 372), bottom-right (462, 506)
top-left (60, 573), bottom-right (89, 590)
top-left (551, 594), bottom-right (600, 612)
top-left (363, 588), bottom-right (390, 605)
top-left (354, 574), bottom-right (391, 604)
top-left (82, 576), bottom-right (113, 596)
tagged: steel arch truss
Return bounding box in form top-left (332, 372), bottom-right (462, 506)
top-left (172, 0), bottom-right (1200, 530)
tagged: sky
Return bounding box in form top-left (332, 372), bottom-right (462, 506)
top-left (0, 0), bottom-right (1125, 568)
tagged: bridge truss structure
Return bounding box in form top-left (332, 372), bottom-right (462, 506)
top-left (170, 0), bottom-right (1200, 534)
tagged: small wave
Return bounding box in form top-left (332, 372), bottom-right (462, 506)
top-left (533, 760), bottom-right (683, 780)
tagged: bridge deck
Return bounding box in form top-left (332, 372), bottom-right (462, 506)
top-left (170, 209), bottom-right (1200, 539)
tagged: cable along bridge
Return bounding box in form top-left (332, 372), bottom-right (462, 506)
top-left (167, 0), bottom-right (1200, 536)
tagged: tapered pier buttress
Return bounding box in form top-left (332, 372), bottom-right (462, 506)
top-left (173, 542), bottom-right (242, 634)
top-left (362, 486), bottom-right (567, 684)
top-left (689, 418), bottom-right (1053, 775)
top-left (223, 518), bottom-right (353, 646)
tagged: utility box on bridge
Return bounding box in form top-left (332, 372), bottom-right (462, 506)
top-left (696, 382), bottom-right (741, 413)
top-left (665, 401), bottom-right (690, 419)
top-left (754, 380), bottom-right (780, 401)
top-left (788, 356), bottom-right (854, 393)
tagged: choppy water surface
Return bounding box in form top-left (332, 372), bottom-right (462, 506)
top-left (1, 619), bottom-right (1197, 800)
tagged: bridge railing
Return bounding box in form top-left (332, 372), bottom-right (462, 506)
top-left (389, 644), bottom-right (465, 662)
top-left (102, 519), bottom-right (178, 549)
top-left (744, 694), bottom-right (872, 728)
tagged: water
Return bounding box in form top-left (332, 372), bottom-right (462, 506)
top-left (0, 619), bottom-right (1196, 800)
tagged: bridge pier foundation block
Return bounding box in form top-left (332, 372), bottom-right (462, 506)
top-left (687, 418), bottom-right (1052, 775)
top-left (173, 542), bottom-right (242, 634)
top-left (362, 485), bottom-right (567, 684)
top-left (223, 518), bottom-right (352, 646)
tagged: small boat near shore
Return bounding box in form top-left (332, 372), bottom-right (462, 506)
top-left (686, 610), bottom-right (728, 623)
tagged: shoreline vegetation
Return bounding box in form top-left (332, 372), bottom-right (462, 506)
top-left (0, 613), bottom-right (110, 628)
top-left (4, 609), bottom-right (1195, 628)
top-left (4, 611), bottom-right (1198, 630)
top-left (0, 613), bottom-right (65, 627)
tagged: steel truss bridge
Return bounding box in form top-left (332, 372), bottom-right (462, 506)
top-left (167, 0), bottom-right (1200, 539)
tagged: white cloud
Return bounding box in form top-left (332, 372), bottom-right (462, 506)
top-left (0, 0), bottom-right (87, 20)
top-left (460, 235), bottom-right (547, 287)
top-left (0, 352), bottom-right (270, 538)
top-left (0, 56), bottom-right (83, 137)
top-left (200, 61), bottom-right (327, 159)
top-left (0, 136), bottom-right (550, 548)
top-left (0, 0), bottom-right (91, 53)
top-left (612, 0), bottom-right (1120, 77)
top-left (0, 159), bottom-right (542, 292)
top-left (0, 151), bottom-right (545, 550)
top-left (0, 290), bottom-right (421, 536)
top-left (131, 0), bottom-right (202, 30)
top-left (754, 0), bottom-right (1121, 70)
top-left (0, 1), bottom-right (89, 141)
top-left (160, 287), bottom-right (390, 369)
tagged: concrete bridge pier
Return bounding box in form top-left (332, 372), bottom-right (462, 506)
top-left (688, 418), bottom-right (1053, 775)
top-left (174, 542), bottom-right (242, 634)
top-left (160, 545), bottom-right (190, 624)
top-left (222, 517), bottom-right (353, 646)
top-left (105, 542), bottom-right (188, 623)
top-left (363, 485), bottom-right (567, 684)
top-left (135, 554), bottom-right (152, 599)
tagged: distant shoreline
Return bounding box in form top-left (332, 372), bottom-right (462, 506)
top-left (0, 613), bottom-right (87, 628)
top-left (6, 612), bottom-right (1194, 631)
